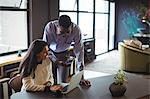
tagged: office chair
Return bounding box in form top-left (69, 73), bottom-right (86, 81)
top-left (8, 74), bottom-right (22, 92)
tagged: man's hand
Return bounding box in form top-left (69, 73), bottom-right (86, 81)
top-left (55, 60), bottom-right (63, 66)
top-left (80, 79), bottom-right (91, 86)
top-left (50, 85), bottom-right (63, 91)
top-left (55, 60), bottom-right (71, 67)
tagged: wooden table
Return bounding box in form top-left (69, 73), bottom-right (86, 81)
top-left (11, 73), bottom-right (150, 99)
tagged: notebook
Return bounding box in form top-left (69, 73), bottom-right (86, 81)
top-left (60, 71), bottom-right (83, 94)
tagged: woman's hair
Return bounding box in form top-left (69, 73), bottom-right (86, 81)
top-left (19, 39), bottom-right (48, 78)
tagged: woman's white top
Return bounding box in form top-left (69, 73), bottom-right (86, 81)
top-left (21, 58), bottom-right (54, 91)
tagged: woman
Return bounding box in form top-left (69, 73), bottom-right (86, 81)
top-left (19, 39), bottom-right (62, 92)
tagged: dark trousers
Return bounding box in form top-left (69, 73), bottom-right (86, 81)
top-left (52, 62), bottom-right (58, 84)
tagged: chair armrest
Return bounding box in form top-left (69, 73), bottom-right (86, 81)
top-left (118, 42), bottom-right (150, 55)
top-left (0, 78), bottom-right (10, 83)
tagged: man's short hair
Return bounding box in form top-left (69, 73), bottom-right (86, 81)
top-left (58, 15), bottom-right (71, 28)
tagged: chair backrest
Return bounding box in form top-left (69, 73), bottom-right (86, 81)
top-left (118, 42), bottom-right (150, 73)
top-left (8, 74), bottom-right (22, 92)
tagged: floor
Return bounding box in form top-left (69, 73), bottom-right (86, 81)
top-left (84, 50), bottom-right (119, 79)
top-left (84, 50), bottom-right (150, 79)
top-left (84, 70), bottom-right (111, 79)
top-left (85, 50), bottom-right (120, 74)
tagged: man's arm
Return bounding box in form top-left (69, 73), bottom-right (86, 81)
top-left (43, 22), bottom-right (58, 63)
top-left (73, 26), bottom-right (84, 71)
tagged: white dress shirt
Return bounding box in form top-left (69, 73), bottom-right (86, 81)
top-left (43, 20), bottom-right (84, 68)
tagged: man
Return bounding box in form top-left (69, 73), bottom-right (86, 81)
top-left (43, 15), bottom-right (91, 86)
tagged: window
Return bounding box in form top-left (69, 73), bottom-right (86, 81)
top-left (59, 0), bottom-right (115, 55)
top-left (79, 13), bottom-right (93, 39)
top-left (0, 0), bottom-right (28, 55)
top-left (59, 0), bottom-right (77, 11)
top-left (109, 2), bottom-right (115, 50)
top-left (79, 0), bottom-right (93, 12)
top-left (95, 0), bottom-right (109, 54)
top-left (59, 0), bottom-right (94, 40)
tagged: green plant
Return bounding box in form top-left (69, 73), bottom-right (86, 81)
top-left (114, 70), bottom-right (127, 85)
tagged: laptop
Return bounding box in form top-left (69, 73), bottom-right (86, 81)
top-left (60, 71), bottom-right (83, 94)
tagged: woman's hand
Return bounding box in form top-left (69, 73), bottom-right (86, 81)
top-left (50, 85), bottom-right (63, 91)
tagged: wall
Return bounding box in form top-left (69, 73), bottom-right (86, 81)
top-left (29, 0), bottom-right (59, 43)
top-left (115, 0), bottom-right (149, 48)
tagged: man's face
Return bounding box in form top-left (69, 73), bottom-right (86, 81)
top-left (58, 25), bottom-right (72, 35)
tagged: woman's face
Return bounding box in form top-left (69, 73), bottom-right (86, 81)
top-left (37, 46), bottom-right (49, 61)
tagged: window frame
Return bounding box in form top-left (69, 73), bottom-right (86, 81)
top-left (0, 0), bottom-right (29, 56)
top-left (59, 0), bottom-right (115, 55)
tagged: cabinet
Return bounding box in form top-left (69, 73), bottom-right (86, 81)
top-left (84, 38), bottom-right (96, 63)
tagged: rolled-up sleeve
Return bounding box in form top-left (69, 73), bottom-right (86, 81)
top-left (43, 22), bottom-right (51, 46)
top-left (43, 22), bottom-right (57, 62)
top-left (73, 26), bottom-right (84, 71)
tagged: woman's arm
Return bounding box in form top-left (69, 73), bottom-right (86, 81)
top-left (22, 76), bottom-right (46, 91)
top-left (23, 77), bottom-right (62, 92)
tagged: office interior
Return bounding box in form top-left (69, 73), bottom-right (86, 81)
top-left (0, 0), bottom-right (150, 98)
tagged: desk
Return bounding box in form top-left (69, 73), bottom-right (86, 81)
top-left (11, 74), bottom-right (150, 99)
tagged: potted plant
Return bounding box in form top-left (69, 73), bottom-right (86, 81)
top-left (109, 70), bottom-right (127, 97)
